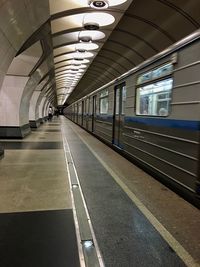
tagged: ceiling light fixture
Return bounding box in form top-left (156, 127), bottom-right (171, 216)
top-left (79, 30), bottom-right (105, 41)
top-left (83, 12), bottom-right (115, 27)
top-left (89, 0), bottom-right (109, 9)
top-left (78, 59), bottom-right (90, 64)
top-left (108, 0), bottom-right (128, 6)
top-left (84, 22), bottom-right (99, 31)
top-left (75, 51), bottom-right (94, 59)
top-left (70, 68), bottom-right (79, 71)
top-left (74, 58), bottom-right (84, 61)
top-left (77, 64), bottom-right (87, 69)
top-left (76, 42), bottom-right (99, 51)
top-left (77, 49), bottom-right (86, 53)
top-left (89, 0), bottom-right (128, 8)
top-left (79, 35), bottom-right (92, 43)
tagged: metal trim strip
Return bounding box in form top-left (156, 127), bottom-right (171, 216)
top-left (123, 148), bottom-right (196, 193)
top-left (123, 133), bottom-right (198, 161)
top-left (173, 61), bottom-right (200, 72)
top-left (124, 125), bottom-right (199, 144)
top-left (123, 141), bottom-right (197, 177)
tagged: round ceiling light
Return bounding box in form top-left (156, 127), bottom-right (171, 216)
top-left (84, 22), bottom-right (99, 31)
top-left (78, 64), bottom-right (87, 69)
top-left (70, 68), bottom-right (79, 72)
top-left (89, 0), bottom-right (109, 9)
top-left (73, 59), bottom-right (90, 64)
top-left (83, 12), bottom-right (115, 27)
top-left (108, 0), bottom-right (128, 6)
top-left (76, 43), bottom-right (99, 51)
top-left (79, 36), bottom-right (92, 43)
top-left (55, 66), bottom-right (71, 73)
top-left (57, 72), bottom-right (72, 77)
top-left (75, 51), bottom-right (94, 59)
top-left (79, 30), bottom-right (105, 41)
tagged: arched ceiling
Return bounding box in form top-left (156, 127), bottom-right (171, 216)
top-left (55, 0), bottom-right (199, 105)
top-left (1, 0), bottom-right (200, 109)
top-left (49, 0), bottom-right (133, 106)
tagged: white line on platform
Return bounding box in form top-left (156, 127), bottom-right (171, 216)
top-left (61, 127), bottom-right (86, 267)
top-left (62, 125), bottom-right (105, 267)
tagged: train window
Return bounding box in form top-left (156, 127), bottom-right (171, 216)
top-left (137, 63), bottom-right (173, 85)
top-left (100, 89), bottom-right (108, 114)
top-left (136, 78), bottom-right (173, 116)
top-left (100, 90), bottom-right (108, 98)
top-left (137, 71), bottom-right (151, 85)
top-left (86, 98), bottom-right (90, 114)
top-left (152, 63), bottom-right (173, 79)
top-left (78, 103), bottom-right (82, 114)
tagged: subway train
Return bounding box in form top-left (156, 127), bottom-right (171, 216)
top-left (64, 30), bottom-right (200, 206)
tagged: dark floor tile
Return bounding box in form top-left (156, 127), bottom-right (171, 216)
top-left (43, 130), bottom-right (60, 132)
top-left (0, 209), bottom-right (80, 267)
top-left (1, 141), bottom-right (63, 150)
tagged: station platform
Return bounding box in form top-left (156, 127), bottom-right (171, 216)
top-left (0, 116), bottom-right (199, 267)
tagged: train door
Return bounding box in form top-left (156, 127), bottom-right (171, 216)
top-left (86, 97), bottom-right (90, 130)
top-left (113, 83), bottom-right (126, 147)
top-left (76, 103), bottom-right (78, 123)
top-left (92, 95), bottom-right (97, 132)
top-left (81, 101), bottom-right (84, 126)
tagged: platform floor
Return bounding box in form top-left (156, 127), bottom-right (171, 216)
top-left (0, 120), bottom-right (80, 267)
top-left (0, 116), bottom-right (200, 267)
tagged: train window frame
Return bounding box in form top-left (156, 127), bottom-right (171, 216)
top-left (135, 62), bottom-right (173, 117)
top-left (121, 85), bottom-right (126, 115)
top-left (99, 89), bottom-right (109, 114)
top-left (78, 102), bottom-right (82, 115)
top-left (136, 62), bottom-right (173, 86)
top-left (115, 84), bottom-right (126, 115)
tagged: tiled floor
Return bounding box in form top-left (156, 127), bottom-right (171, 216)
top-left (0, 118), bottom-right (80, 267)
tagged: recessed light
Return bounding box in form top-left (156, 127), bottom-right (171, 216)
top-left (77, 49), bottom-right (86, 53)
top-left (83, 13), bottom-right (115, 27)
top-left (74, 58), bottom-right (84, 61)
top-left (76, 43), bottom-right (99, 51)
top-left (83, 240), bottom-right (94, 248)
top-left (84, 22), bottom-right (99, 31)
top-left (108, 0), bottom-right (128, 6)
top-left (89, 0), bottom-right (109, 9)
top-left (75, 51), bottom-right (94, 59)
top-left (79, 36), bottom-right (92, 43)
top-left (79, 30), bottom-right (105, 41)
top-left (70, 68), bottom-right (79, 71)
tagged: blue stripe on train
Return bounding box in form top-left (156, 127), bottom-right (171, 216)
top-left (124, 117), bottom-right (200, 131)
top-left (96, 115), bottom-right (200, 131)
top-left (96, 115), bottom-right (113, 122)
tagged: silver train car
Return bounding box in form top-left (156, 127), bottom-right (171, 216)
top-left (64, 30), bottom-right (200, 206)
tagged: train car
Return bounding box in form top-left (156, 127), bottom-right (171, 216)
top-left (64, 30), bottom-right (200, 204)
